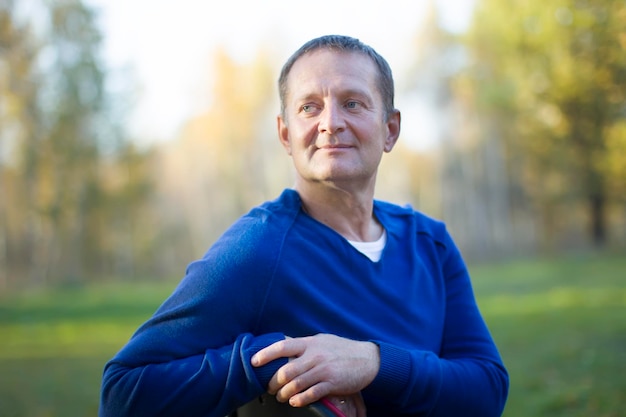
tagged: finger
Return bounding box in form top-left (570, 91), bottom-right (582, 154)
top-left (270, 357), bottom-right (317, 397)
top-left (251, 338), bottom-right (302, 367)
top-left (284, 381), bottom-right (332, 407)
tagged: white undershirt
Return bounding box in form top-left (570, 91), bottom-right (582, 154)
top-left (347, 230), bottom-right (387, 262)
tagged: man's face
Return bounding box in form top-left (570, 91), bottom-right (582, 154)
top-left (278, 49), bottom-right (400, 189)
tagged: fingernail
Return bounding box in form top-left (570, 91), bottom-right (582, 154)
top-left (251, 355), bottom-right (259, 366)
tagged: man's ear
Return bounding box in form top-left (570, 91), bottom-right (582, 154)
top-left (384, 110), bottom-right (401, 153)
top-left (277, 114), bottom-right (292, 155)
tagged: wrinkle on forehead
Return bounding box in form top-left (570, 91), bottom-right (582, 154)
top-left (285, 50), bottom-right (382, 106)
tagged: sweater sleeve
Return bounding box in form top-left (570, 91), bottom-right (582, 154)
top-left (99, 216), bottom-right (289, 417)
top-left (365, 225), bottom-right (509, 416)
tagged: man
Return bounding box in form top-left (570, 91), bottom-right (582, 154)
top-left (100, 35), bottom-right (509, 417)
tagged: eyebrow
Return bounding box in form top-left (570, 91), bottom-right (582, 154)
top-left (293, 87), bottom-right (375, 104)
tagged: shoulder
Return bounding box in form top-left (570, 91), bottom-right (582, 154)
top-left (180, 189), bottom-right (301, 293)
top-left (236, 188), bottom-right (301, 239)
top-left (374, 200), bottom-right (450, 245)
top-left (375, 200), bottom-right (466, 276)
top-left (202, 189), bottom-right (301, 261)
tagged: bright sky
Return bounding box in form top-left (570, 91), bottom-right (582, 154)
top-left (87, 0), bottom-right (476, 147)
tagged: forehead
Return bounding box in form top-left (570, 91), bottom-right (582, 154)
top-left (285, 49), bottom-right (380, 99)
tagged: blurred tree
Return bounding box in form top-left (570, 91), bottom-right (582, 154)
top-left (41, 0), bottom-right (114, 283)
top-left (401, 1), bottom-right (528, 259)
top-left (97, 143), bottom-right (155, 279)
top-left (462, 0), bottom-right (626, 247)
top-left (154, 47), bottom-right (287, 269)
top-left (0, 0), bottom-right (43, 288)
top-left (0, 0), bottom-right (153, 289)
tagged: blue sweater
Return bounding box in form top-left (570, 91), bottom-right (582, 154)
top-left (100, 189), bottom-right (509, 417)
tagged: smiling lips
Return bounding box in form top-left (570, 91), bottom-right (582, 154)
top-left (316, 143), bottom-right (352, 150)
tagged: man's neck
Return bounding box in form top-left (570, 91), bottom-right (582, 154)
top-left (295, 181), bottom-right (383, 242)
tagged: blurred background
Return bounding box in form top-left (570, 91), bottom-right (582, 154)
top-left (1, 0), bottom-right (625, 287)
top-left (0, 0), bottom-right (624, 416)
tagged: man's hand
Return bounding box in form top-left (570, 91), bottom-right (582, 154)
top-left (251, 334), bottom-right (379, 409)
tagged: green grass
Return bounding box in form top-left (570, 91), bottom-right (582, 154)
top-left (0, 253), bottom-right (624, 416)
top-left (0, 281), bottom-right (178, 417)
top-left (471, 253), bottom-right (626, 417)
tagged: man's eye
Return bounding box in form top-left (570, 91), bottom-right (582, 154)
top-left (302, 104), bottom-right (314, 112)
top-left (346, 101), bottom-right (360, 109)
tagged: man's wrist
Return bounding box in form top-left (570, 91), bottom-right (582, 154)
top-left (361, 341), bottom-right (381, 387)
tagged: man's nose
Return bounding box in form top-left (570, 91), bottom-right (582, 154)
top-left (318, 104), bottom-right (346, 135)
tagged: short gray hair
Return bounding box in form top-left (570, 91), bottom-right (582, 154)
top-left (278, 35), bottom-right (396, 120)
